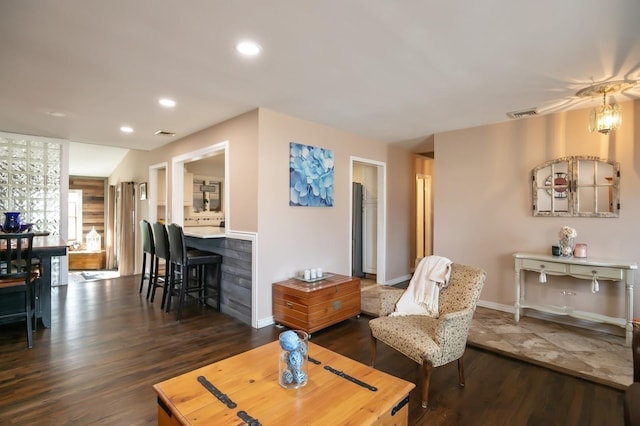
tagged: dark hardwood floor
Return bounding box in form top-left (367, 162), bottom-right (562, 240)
top-left (0, 275), bottom-right (625, 425)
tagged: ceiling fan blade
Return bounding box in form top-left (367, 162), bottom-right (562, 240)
top-left (536, 96), bottom-right (592, 115)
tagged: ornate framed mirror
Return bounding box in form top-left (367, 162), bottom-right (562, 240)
top-left (532, 156), bottom-right (619, 217)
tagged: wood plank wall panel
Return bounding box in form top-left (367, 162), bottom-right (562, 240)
top-left (185, 236), bottom-right (252, 325)
top-left (69, 177), bottom-right (106, 248)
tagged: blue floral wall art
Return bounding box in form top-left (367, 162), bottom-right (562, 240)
top-left (289, 142), bottom-right (334, 207)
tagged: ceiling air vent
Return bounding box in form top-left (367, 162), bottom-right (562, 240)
top-left (154, 130), bottom-right (176, 136)
top-left (506, 108), bottom-right (538, 119)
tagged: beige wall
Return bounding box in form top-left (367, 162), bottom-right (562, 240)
top-left (110, 110), bottom-right (259, 273)
top-left (154, 109), bottom-right (260, 232)
top-left (433, 100), bottom-right (640, 320)
top-left (386, 143), bottom-right (413, 278)
top-left (107, 96), bottom-right (640, 325)
top-left (116, 109), bottom-right (259, 231)
top-left (110, 107), bottom-right (413, 324)
top-left (255, 109), bottom-right (412, 321)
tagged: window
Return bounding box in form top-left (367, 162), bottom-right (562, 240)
top-left (532, 156), bottom-right (619, 217)
top-left (0, 134), bottom-right (65, 286)
top-left (0, 136), bottom-right (63, 231)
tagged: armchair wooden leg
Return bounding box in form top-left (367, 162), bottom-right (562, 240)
top-left (421, 361), bottom-right (434, 408)
top-left (370, 331), bottom-right (377, 367)
top-left (458, 356), bottom-right (465, 387)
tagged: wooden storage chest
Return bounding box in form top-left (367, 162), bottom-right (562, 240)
top-left (68, 250), bottom-right (106, 270)
top-left (272, 273), bottom-right (361, 335)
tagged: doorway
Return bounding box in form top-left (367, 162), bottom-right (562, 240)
top-left (170, 142), bottom-right (228, 225)
top-left (416, 174), bottom-right (432, 263)
top-left (67, 177), bottom-right (110, 274)
top-left (350, 157), bottom-right (386, 284)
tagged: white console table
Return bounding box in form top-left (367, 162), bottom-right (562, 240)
top-left (514, 252), bottom-right (637, 346)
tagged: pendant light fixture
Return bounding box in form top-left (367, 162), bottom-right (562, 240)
top-left (576, 80), bottom-right (637, 134)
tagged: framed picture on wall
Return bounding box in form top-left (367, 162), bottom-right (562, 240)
top-left (289, 142), bottom-right (334, 207)
top-left (139, 182), bottom-right (147, 200)
top-left (200, 181), bottom-right (221, 211)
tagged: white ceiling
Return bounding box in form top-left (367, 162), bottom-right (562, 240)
top-left (67, 142), bottom-right (129, 177)
top-left (1, 1), bottom-right (640, 168)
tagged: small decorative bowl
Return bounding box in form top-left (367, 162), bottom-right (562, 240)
top-left (0, 223), bottom-right (33, 233)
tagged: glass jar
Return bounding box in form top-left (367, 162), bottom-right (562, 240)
top-left (559, 237), bottom-right (576, 257)
top-left (278, 330), bottom-right (308, 389)
top-left (573, 243), bottom-right (588, 258)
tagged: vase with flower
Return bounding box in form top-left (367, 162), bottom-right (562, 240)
top-left (558, 226), bottom-right (577, 257)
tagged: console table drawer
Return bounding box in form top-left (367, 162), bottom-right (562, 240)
top-left (520, 259), bottom-right (566, 273)
top-left (569, 264), bottom-right (623, 280)
top-left (514, 252), bottom-right (637, 346)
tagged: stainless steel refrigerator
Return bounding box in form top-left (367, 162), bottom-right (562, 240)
top-left (352, 182), bottom-right (364, 277)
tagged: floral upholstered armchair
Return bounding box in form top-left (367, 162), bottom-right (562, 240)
top-left (369, 263), bottom-right (486, 409)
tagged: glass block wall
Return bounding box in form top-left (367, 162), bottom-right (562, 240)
top-left (0, 136), bottom-right (62, 234)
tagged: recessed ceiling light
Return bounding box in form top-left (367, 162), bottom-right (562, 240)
top-left (120, 126), bottom-right (134, 133)
top-left (48, 111), bottom-right (67, 117)
top-left (158, 98), bottom-right (176, 108)
top-left (236, 40), bottom-right (261, 56)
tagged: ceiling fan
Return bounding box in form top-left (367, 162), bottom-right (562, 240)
top-left (507, 79), bottom-right (640, 125)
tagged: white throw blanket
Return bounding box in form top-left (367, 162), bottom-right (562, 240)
top-left (390, 255), bottom-right (452, 318)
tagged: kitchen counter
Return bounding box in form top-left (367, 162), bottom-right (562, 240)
top-left (183, 226), bottom-right (226, 238)
top-left (183, 232), bottom-right (254, 325)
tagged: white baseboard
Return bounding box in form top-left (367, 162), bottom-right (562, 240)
top-left (476, 300), bottom-right (514, 313)
top-left (382, 274), bottom-right (411, 286)
top-left (257, 316), bottom-right (275, 328)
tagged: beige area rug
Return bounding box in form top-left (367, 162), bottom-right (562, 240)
top-left (360, 283), bottom-right (633, 390)
top-left (468, 307), bottom-right (632, 390)
top-left (360, 279), bottom-right (398, 316)
top-left (67, 270), bottom-right (120, 285)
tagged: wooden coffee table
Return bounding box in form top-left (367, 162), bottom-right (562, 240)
top-left (153, 341), bottom-right (414, 425)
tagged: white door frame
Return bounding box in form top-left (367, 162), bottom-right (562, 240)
top-left (349, 156), bottom-right (386, 284)
top-left (171, 141), bottom-right (229, 225)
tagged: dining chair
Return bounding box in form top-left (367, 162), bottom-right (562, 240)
top-left (165, 223), bottom-right (222, 321)
top-left (0, 232), bottom-right (39, 348)
top-left (139, 220), bottom-right (156, 296)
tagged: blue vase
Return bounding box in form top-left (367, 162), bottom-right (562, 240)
top-left (3, 212), bottom-right (21, 233)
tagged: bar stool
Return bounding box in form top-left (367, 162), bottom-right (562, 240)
top-left (165, 223), bottom-right (222, 321)
top-left (152, 221), bottom-right (171, 309)
top-left (139, 220), bottom-right (156, 296)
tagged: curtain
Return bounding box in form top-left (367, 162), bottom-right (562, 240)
top-left (117, 182), bottom-right (136, 276)
top-left (106, 185), bottom-right (116, 270)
